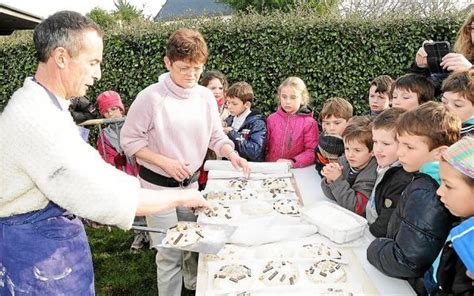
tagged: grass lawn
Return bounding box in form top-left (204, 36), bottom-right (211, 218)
top-left (86, 226), bottom-right (158, 295)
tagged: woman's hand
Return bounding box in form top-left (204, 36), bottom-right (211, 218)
top-left (415, 40), bottom-right (431, 68)
top-left (441, 53), bottom-right (473, 72)
top-left (160, 156), bottom-right (192, 182)
top-left (228, 151), bottom-right (251, 177)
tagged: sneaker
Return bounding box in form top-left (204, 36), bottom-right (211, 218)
top-left (130, 232), bottom-right (147, 252)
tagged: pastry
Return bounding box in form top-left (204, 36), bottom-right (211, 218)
top-left (200, 202), bottom-right (233, 220)
top-left (165, 222), bottom-right (203, 247)
top-left (273, 199), bottom-right (300, 216)
top-left (305, 259), bottom-right (346, 283)
top-left (259, 260), bottom-right (298, 286)
top-left (213, 264), bottom-right (253, 290)
top-left (261, 178), bottom-right (290, 190)
top-left (299, 242), bottom-right (343, 261)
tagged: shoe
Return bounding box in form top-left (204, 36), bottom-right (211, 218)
top-left (130, 232), bottom-right (147, 252)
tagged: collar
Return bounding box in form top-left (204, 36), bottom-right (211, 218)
top-left (162, 72), bottom-right (199, 100)
top-left (419, 161), bottom-right (441, 184)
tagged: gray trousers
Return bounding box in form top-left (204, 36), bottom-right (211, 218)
top-left (146, 206), bottom-right (198, 296)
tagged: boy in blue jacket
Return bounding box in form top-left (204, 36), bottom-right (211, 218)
top-left (367, 102), bottom-right (460, 294)
top-left (424, 136), bottom-right (474, 295)
top-left (224, 82), bottom-right (267, 162)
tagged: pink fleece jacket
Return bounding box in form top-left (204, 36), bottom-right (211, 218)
top-left (265, 106), bottom-right (319, 168)
top-left (120, 73), bottom-right (233, 187)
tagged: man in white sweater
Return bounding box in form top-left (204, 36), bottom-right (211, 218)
top-left (0, 11), bottom-right (209, 295)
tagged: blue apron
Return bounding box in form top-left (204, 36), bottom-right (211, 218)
top-left (0, 202), bottom-right (95, 295)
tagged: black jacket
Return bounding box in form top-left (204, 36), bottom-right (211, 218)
top-left (69, 96), bottom-right (98, 124)
top-left (369, 166), bottom-right (413, 238)
top-left (435, 241), bottom-right (474, 295)
top-left (367, 172), bottom-right (457, 292)
top-left (224, 110), bottom-right (267, 162)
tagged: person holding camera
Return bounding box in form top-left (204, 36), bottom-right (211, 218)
top-left (411, 11), bottom-right (473, 95)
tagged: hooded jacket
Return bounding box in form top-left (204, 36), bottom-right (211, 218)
top-left (224, 109), bottom-right (267, 162)
top-left (265, 105), bottom-right (319, 168)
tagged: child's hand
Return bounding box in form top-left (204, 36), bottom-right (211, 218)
top-left (276, 159), bottom-right (293, 168)
top-left (321, 163), bottom-right (342, 183)
top-left (223, 127), bottom-right (233, 135)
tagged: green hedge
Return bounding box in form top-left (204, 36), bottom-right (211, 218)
top-left (0, 12), bottom-right (464, 116)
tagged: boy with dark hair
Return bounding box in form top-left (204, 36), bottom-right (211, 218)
top-left (441, 68), bottom-right (474, 137)
top-left (321, 116), bottom-right (377, 216)
top-left (391, 73), bottom-right (435, 111)
top-left (224, 82), bottom-right (267, 162)
top-left (365, 75), bottom-right (394, 116)
top-left (366, 108), bottom-right (413, 237)
top-left (367, 102), bottom-right (461, 294)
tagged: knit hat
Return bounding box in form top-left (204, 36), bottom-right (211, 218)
top-left (97, 91), bottom-right (124, 115)
top-left (318, 133), bottom-right (345, 160)
top-left (442, 136), bottom-right (474, 179)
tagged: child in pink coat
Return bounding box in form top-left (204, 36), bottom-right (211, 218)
top-left (96, 91), bottom-right (139, 176)
top-left (265, 77), bottom-right (319, 168)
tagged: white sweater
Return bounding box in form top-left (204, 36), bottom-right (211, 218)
top-left (0, 78), bottom-right (139, 229)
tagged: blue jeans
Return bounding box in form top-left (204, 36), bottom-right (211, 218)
top-left (0, 202), bottom-right (94, 295)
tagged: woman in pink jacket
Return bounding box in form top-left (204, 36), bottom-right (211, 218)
top-left (266, 77), bottom-right (319, 168)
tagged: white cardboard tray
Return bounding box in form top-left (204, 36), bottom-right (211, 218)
top-left (300, 201), bottom-right (368, 244)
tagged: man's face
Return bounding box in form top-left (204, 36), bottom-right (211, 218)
top-left (164, 57), bottom-right (204, 89)
top-left (62, 30), bottom-right (103, 98)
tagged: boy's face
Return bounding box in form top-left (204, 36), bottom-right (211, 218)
top-left (207, 78), bottom-right (224, 100)
top-left (164, 57), bottom-right (204, 89)
top-left (227, 96), bottom-right (250, 117)
top-left (343, 139), bottom-right (373, 169)
top-left (368, 85), bottom-right (390, 113)
top-left (322, 115), bottom-right (348, 136)
top-left (372, 128), bottom-right (399, 167)
top-left (102, 106), bottom-right (123, 119)
top-left (441, 91), bottom-right (474, 123)
top-left (391, 88), bottom-right (420, 111)
top-left (397, 133), bottom-right (437, 172)
top-left (279, 86), bottom-right (302, 114)
top-left (437, 160), bottom-right (474, 217)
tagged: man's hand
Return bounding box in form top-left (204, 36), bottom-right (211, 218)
top-left (228, 151), bottom-right (251, 177)
top-left (177, 189), bottom-right (210, 210)
top-left (159, 156), bottom-right (192, 182)
top-left (321, 162), bottom-right (343, 183)
top-left (441, 53), bottom-right (472, 72)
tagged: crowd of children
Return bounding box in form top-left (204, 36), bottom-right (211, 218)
top-left (83, 20), bottom-right (473, 296)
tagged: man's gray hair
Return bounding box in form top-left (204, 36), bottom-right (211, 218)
top-left (33, 11), bottom-right (103, 63)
